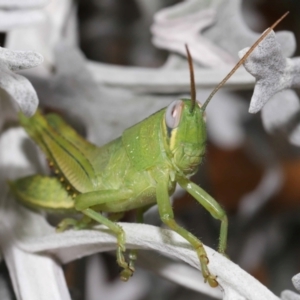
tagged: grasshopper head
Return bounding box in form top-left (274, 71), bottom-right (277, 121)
top-left (164, 99), bottom-right (206, 176)
top-left (164, 10), bottom-right (290, 176)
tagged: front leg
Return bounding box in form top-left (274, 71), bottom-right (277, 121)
top-left (122, 205), bottom-right (153, 281)
top-left (177, 177), bottom-right (228, 255)
top-left (81, 208), bottom-right (131, 280)
top-left (154, 171), bottom-right (218, 287)
top-left (73, 189), bottom-right (134, 281)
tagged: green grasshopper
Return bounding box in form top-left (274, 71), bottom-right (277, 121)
top-left (9, 14), bottom-right (287, 287)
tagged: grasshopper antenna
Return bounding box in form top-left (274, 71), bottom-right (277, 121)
top-left (185, 44), bottom-right (196, 112)
top-left (201, 11), bottom-right (289, 111)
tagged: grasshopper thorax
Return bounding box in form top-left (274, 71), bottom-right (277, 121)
top-left (164, 98), bottom-right (206, 176)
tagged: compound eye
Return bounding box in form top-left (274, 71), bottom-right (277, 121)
top-left (165, 100), bottom-right (183, 129)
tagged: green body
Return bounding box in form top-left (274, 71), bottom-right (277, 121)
top-left (10, 100), bottom-right (227, 287)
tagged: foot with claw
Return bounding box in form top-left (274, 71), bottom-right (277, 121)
top-left (120, 265), bottom-right (135, 282)
top-left (205, 275), bottom-right (219, 288)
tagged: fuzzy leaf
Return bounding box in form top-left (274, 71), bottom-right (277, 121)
top-left (0, 47), bottom-right (43, 117)
top-left (281, 274), bottom-right (300, 300)
top-left (151, 3), bottom-right (236, 67)
top-left (239, 30), bottom-right (300, 114)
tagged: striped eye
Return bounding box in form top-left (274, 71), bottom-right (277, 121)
top-left (165, 100), bottom-right (183, 129)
